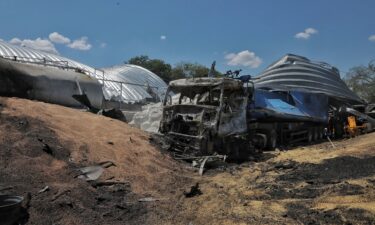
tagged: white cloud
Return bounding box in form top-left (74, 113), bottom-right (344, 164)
top-left (100, 42), bottom-right (107, 48)
top-left (369, 34), bottom-right (375, 42)
top-left (295, 32), bottom-right (310, 39)
top-left (67, 37), bottom-right (92, 50)
top-left (49, 32), bottom-right (70, 44)
top-left (225, 50), bottom-right (262, 68)
top-left (305, 28), bottom-right (318, 34)
top-left (9, 37), bottom-right (58, 54)
top-left (160, 35), bottom-right (167, 40)
top-left (9, 38), bottom-right (22, 45)
top-left (295, 27), bottom-right (318, 39)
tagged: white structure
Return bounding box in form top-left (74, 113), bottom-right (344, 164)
top-left (0, 40), bottom-right (167, 104)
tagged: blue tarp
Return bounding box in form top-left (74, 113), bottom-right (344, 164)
top-left (250, 89), bottom-right (328, 122)
top-left (267, 99), bottom-right (306, 116)
top-left (291, 91), bottom-right (328, 121)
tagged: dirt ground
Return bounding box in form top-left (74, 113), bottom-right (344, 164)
top-left (169, 136), bottom-right (375, 225)
top-left (0, 97), bottom-right (194, 225)
top-left (1, 97), bottom-right (375, 225)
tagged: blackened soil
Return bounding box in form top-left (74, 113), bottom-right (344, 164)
top-left (246, 156), bottom-right (375, 224)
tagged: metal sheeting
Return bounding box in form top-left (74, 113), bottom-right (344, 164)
top-left (0, 56), bottom-right (104, 109)
top-left (254, 54), bottom-right (364, 105)
top-left (0, 40), bottom-right (167, 103)
top-left (0, 40), bottom-right (96, 74)
top-left (100, 64), bottom-right (167, 103)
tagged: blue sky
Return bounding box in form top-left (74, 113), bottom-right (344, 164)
top-left (0, 0), bottom-right (374, 76)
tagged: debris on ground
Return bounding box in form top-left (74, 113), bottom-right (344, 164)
top-left (98, 108), bottom-right (127, 122)
top-left (138, 197), bottom-right (159, 202)
top-left (37, 186), bottom-right (49, 194)
top-left (76, 161), bottom-right (116, 181)
top-left (0, 97), bottom-right (375, 224)
top-left (0, 97), bottom-right (193, 225)
top-left (184, 183), bottom-right (203, 198)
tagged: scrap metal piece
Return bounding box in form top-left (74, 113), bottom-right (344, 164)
top-left (77, 166), bottom-right (105, 181)
top-left (199, 156), bottom-right (209, 176)
top-left (37, 186), bottom-right (50, 194)
top-left (76, 161), bottom-right (115, 181)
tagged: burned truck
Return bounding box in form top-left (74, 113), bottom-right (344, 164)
top-left (158, 55), bottom-right (372, 161)
top-left (159, 76), bottom-right (331, 161)
top-left (159, 77), bottom-right (255, 161)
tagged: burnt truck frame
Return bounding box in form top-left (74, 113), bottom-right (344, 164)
top-left (159, 77), bottom-right (329, 161)
top-left (159, 77), bottom-right (255, 161)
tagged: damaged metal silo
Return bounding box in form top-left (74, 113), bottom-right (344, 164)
top-left (0, 40), bottom-right (168, 110)
top-left (0, 40), bottom-right (104, 108)
top-left (254, 54), bottom-right (365, 106)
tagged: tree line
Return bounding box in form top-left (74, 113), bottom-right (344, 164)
top-left (125, 55), bottom-right (222, 83)
top-left (344, 60), bottom-right (375, 103)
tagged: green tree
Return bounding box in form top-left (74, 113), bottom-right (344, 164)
top-left (127, 55), bottom-right (173, 83)
top-left (127, 55), bottom-right (149, 66)
top-left (126, 56), bottom-right (222, 83)
top-left (172, 62), bottom-right (222, 79)
top-left (345, 61), bottom-right (375, 103)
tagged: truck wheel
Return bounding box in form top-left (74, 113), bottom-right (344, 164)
top-left (228, 138), bottom-right (249, 162)
top-left (334, 124), bottom-right (344, 139)
top-left (266, 129), bottom-right (277, 150)
top-left (313, 127), bottom-right (319, 141)
top-left (307, 129), bottom-right (313, 143)
top-left (318, 128), bottom-right (323, 140)
top-left (365, 123), bottom-right (372, 133)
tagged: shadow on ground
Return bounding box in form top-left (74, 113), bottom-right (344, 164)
top-left (247, 156), bottom-right (375, 224)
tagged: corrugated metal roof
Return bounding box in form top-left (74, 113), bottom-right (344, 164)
top-left (254, 54), bottom-right (364, 105)
top-left (0, 40), bottom-right (95, 73)
top-left (0, 40), bottom-right (167, 103)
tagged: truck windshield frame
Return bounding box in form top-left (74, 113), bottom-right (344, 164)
top-left (164, 82), bottom-right (246, 107)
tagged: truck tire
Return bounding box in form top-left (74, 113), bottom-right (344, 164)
top-left (313, 127), bottom-right (319, 141)
top-left (365, 123), bottom-right (372, 133)
top-left (227, 138), bottom-right (250, 162)
top-left (266, 129), bottom-right (277, 150)
top-left (334, 124), bottom-right (344, 139)
top-left (318, 127), bottom-right (323, 140)
top-left (307, 128), bottom-right (313, 143)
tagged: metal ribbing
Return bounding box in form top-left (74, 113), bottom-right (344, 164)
top-left (0, 40), bottom-right (167, 103)
top-left (254, 54), bottom-right (364, 104)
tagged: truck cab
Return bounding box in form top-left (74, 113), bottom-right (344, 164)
top-left (159, 77), bottom-right (254, 160)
